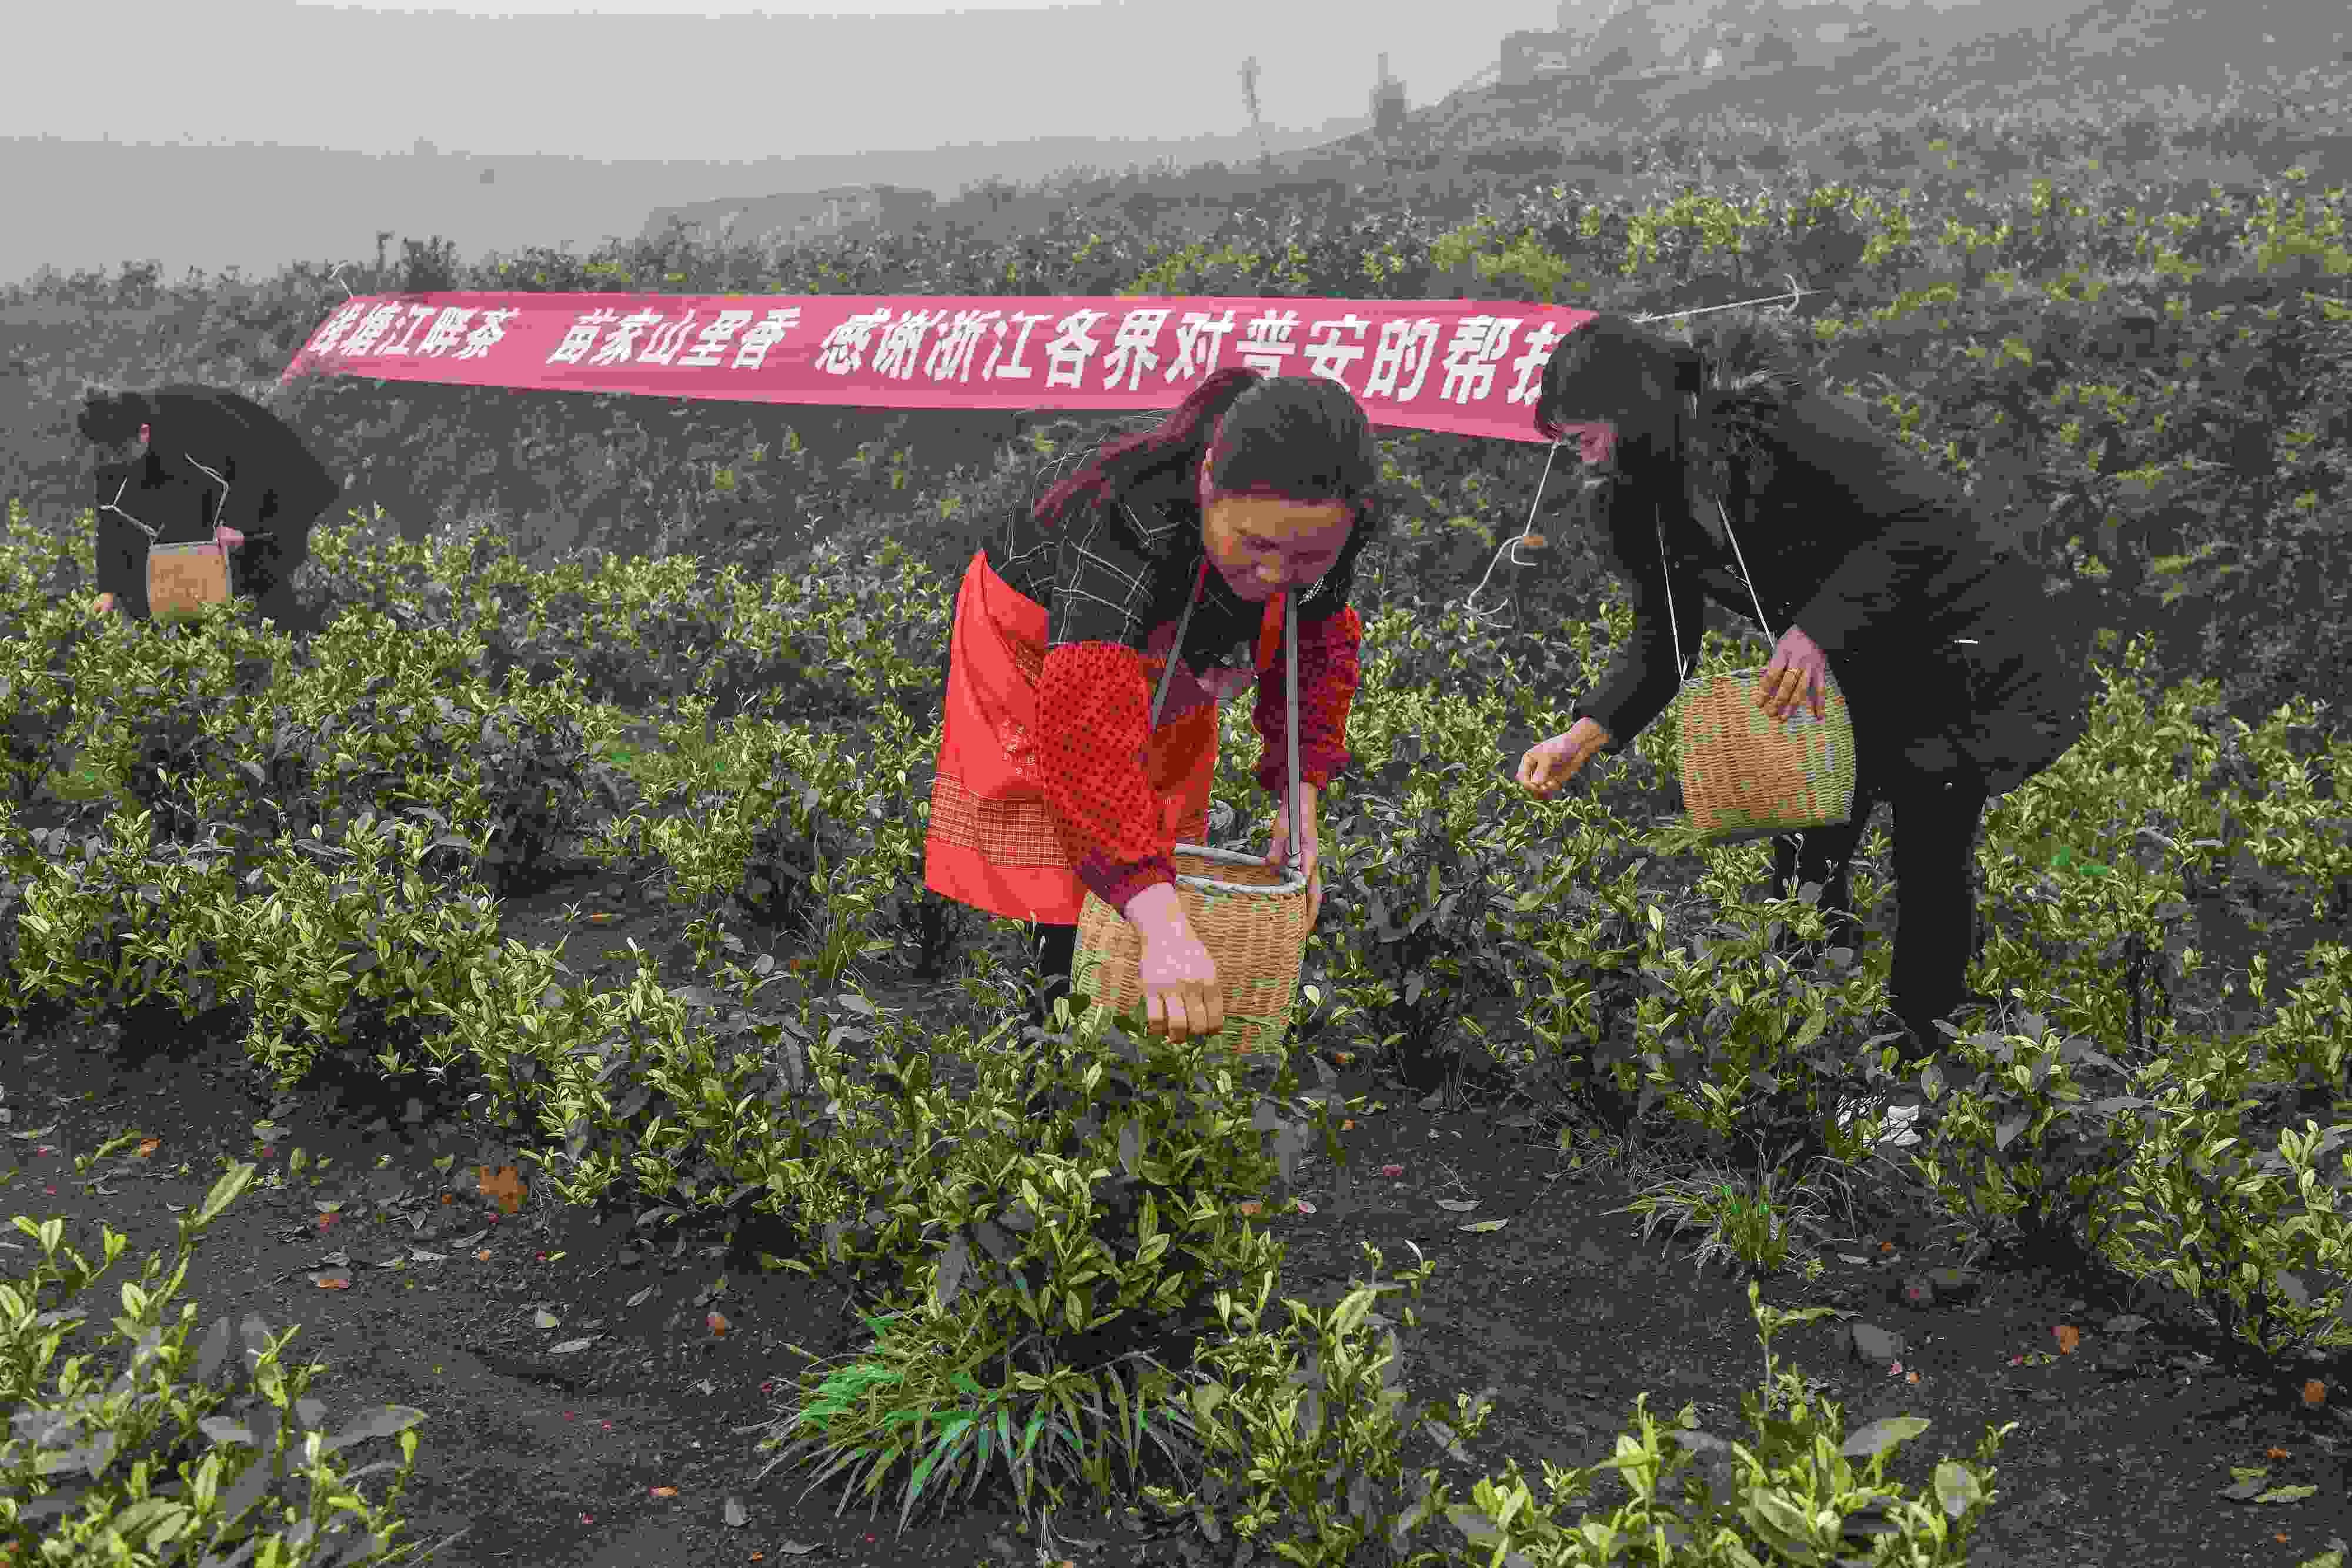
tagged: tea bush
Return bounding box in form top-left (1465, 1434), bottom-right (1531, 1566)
top-left (1, 1164), bottom-right (453, 1567)
top-left (6, 492), bottom-right (2351, 1563)
top-left (7, 134), bottom-right (2352, 1559)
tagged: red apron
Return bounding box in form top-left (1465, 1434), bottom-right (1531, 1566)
top-left (924, 549), bottom-right (1284, 925)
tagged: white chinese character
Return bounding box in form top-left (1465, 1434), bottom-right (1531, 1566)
top-left (1436, 315), bottom-right (1522, 406)
top-left (340, 304), bottom-right (405, 358)
top-left (1168, 309), bottom-right (1237, 382)
top-left (1236, 310), bottom-right (1302, 376)
top-left (417, 307), bottom-right (479, 358)
top-left (1506, 320), bottom-right (1571, 406)
top-left (874, 309), bottom-right (950, 382)
top-left (1040, 309), bottom-right (1109, 390)
top-left (924, 309), bottom-right (1004, 383)
top-left (982, 312), bottom-right (1055, 381)
top-left (1100, 309), bottom-right (1171, 391)
top-left (1362, 318), bottom-right (1439, 402)
top-left (1301, 316), bottom-right (1371, 384)
top-left (589, 309), bottom-right (671, 367)
top-left (817, 308), bottom-right (894, 376)
top-left (637, 312), bottom-right (701, 366)
top-left (680, 309), bottom-right (754, 368)
top-left (733, 307), bottom-right (803, 370)
top-left (307, 301), bottom-right (370, 355)
top-left (548, 309), bottom-right (624, 366)
top-left (456, 308), bottom-right (518, 360)
top-left (380, 304), bottom-right (438, 356)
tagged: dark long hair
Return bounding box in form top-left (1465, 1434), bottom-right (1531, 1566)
top-left (1532, 314), bottom-right (1704, 455)
top-left (1539, 310), bottom-right (1816, 581)
top-left (77, 387), bottom-right (151, 446)
top-left (1033, 367), bottom-right (1386, 549)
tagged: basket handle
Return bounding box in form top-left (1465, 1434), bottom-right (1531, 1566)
top-left (1146, 559), bottom-right (1301, 878)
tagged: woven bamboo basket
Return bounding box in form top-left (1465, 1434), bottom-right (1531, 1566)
top-left (1674, 665), bottom-right (1856, 844)
top-left (98, 473), bottom-right (253, 626)
top-left (1073, 842), bottom-right (1313, 1058)
top-left (148, 540), bottom-right (237, 624)
top-left (1657, 499), bottom-right (1857, 846)
top-left (1071, 570), bottom-right (1310, 1059)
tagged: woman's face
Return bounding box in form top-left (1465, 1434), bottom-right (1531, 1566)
top-left (1201, 494), bottom-right (1352, 603)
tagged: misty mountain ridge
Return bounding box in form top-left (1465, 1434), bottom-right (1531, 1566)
top-left (1271, 0), bottom-right (2349, 185)
top-left (6, 0), bottom-right (2347, 293)
top-left (0, 115), bottom-right (1373, 293)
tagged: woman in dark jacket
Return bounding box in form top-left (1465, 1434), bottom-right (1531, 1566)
top-left (78, 385), bottom-right (339, 634)
top-left (1514, 313), bottom-right (2090, 1057)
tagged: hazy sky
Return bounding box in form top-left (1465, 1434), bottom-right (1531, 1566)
top-left (18, 0), bottom-right (1557, 163)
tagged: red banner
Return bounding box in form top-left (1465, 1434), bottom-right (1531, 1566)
top-left (280, 292), bottom-right (1608, 449)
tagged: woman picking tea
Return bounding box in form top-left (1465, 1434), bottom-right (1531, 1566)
top-left (1513, 313), bottom-right (2090, 1058)
top-left (78, 384), bottom-right (338, 634)
top-left (924, 368), bottom-right (1387, 1047)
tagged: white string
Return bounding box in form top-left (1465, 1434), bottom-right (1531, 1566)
top-left (98, 455), bottom-right (269, 544)
top-left (182, 454), bottom-right (235, 539)
top-left (1632, 275), bottom-right (1817, 326)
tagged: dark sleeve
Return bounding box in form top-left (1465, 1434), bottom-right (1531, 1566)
top-left (1570, 482), bottom-right (1709, 753)
top-left (94, 511), bottom-right (149, 606)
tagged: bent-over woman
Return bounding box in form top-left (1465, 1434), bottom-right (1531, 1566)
top-left (1515, 313), bottom-right (2091, 1059)
top-left (78, 385), bottom-right (339, 634)
top-left (924, 368), bottom-right (1387, 1049)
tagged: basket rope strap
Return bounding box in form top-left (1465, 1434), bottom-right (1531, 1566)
top-left (1656, 393), bottom-right (1780, 686)
top-left (1146, 557), bottom-right (1301, 878)
top-left (99, 453), bottom-right (273, 546)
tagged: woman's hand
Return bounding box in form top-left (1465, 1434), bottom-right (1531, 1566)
top-left (1126, 882), bottom-right (1224, 1043)
top-left (1759, 627), bottom-right (1831, 721)
top-left (1517, 717), bottom-right (1612, 800)
top-left (1265, 782), bottom-right (1322, 926)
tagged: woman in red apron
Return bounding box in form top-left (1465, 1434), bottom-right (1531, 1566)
top-left (924, 367), bottom-right (1386, 1047)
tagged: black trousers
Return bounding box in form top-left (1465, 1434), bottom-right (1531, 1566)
top-left (1766, 740), bottom-right (1990, 1049)
top-left (1025, 921), bottom-right (1079, 1031)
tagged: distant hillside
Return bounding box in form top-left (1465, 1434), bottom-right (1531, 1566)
top-left (1285, 0), bottom-right (2349, 176)
top-left (0, 115), bottom-right (1375, 293)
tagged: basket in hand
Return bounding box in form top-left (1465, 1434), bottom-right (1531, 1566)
top-left (1655, 498), bottom-right (1857, 847)
top-left (1071, 573), bottom-right (1311, 1059)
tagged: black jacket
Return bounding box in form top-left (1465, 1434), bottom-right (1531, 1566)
top-left (1570, 353), bottom-right (2088, 800)
top-left (92, 386), bottom-right (339, 622)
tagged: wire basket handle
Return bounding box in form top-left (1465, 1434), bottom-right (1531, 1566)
top-left (1147, 559), bottom-right (1301, 881)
